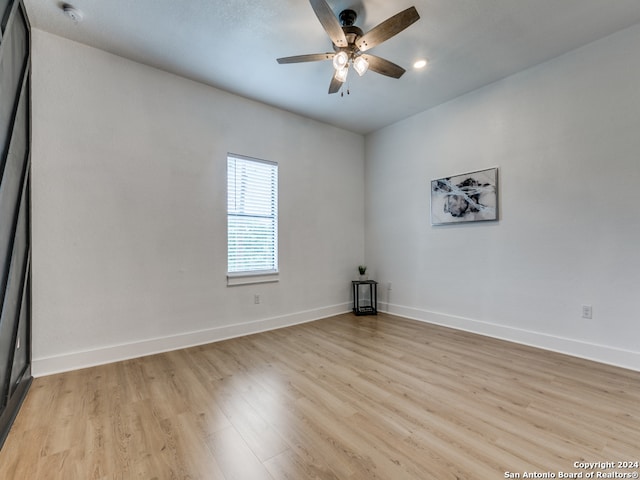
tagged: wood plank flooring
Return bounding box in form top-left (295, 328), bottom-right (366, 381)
top-left (1, 313), bottom-right (639, 479)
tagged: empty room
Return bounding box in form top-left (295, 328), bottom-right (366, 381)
top-left (1, 0), bottom-right (639, 478)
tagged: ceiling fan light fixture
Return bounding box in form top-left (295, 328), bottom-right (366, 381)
top-left (334, 66), bottom-right (349, 83)
top-left (332, 51), bottom-right (349, 70)
top-left (353, 56), bottom-right (369, 76)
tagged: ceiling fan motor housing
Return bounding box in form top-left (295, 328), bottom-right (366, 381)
top-left (335, 25), bottom-right (364, 51)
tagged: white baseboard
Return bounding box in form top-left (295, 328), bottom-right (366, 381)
top-left (34, 302), bottom-right (639, 376)
top-left (380, 302), bottom-right (640, 372)
top-left (32, 303), bottom-right (351, 377)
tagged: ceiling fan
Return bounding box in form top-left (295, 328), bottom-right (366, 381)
top-left (277, 0), bottom-right (420, 94)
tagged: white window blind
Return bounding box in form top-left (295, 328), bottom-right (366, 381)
top-left (227, 154), bottom-right (278, 276)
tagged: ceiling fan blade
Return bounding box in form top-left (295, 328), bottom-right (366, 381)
top-left (361, 54), bottom-right (406, 79)
top-left (328, 74), bottom-right (342, 94)
top-left (356, 6), bottom-right (420, 52)
top-left (309, 0), bottom-right (348, 47)
top-left (277, 53), bottom-right (334, 64)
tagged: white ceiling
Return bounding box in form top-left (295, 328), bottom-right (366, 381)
top-left (23, 0), bottom-right (640, 134)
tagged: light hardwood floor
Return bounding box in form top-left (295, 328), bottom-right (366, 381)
top-left (1, 313), bottom-right (639, 479)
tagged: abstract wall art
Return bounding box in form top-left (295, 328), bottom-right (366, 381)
top-left (431, 167), bottom-right (499, 225)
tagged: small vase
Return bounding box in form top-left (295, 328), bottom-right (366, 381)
top-left (359, 274), bottom-right (368, 281)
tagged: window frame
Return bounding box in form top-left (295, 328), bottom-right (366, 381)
top-left (226, 153), bottom-right (279, 286)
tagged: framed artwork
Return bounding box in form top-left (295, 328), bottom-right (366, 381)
top-left (430, 167), bottom-right (499, 225)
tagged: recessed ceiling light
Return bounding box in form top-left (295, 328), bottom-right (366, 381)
top-left (413, 59), bottom-right (428, 69)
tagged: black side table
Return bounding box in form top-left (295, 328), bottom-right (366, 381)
top-left (352, 280), bottom-right (378, 315)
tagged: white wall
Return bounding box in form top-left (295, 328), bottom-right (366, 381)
top-left (365, 24), bottom-right (640, 371)
top-left (31, 23), bottom-right (640, 375)
top-left (30, 30), bottom-right (365, 375)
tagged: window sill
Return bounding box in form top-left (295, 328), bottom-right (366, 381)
top-left (227, 271), bottom-right (279, 287)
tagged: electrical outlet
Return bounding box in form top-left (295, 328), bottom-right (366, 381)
top-left (582, 305), bottom-right (592, 319)
top-left (254, 294), bottom-right (260, 304)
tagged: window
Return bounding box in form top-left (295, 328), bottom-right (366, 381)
top-left (227, 154), bottom-right (278, 284)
